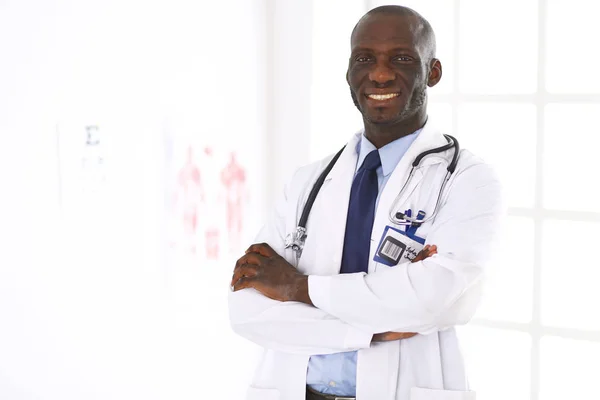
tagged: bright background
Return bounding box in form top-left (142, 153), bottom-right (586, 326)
top-left (1, 1), bottom-right (599, 399)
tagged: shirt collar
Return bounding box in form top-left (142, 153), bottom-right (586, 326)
top-left (355, 128), bottom-right (422, 177)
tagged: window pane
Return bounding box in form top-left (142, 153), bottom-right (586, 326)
top-left (540, 337), bottom-right (600, 400)
top-left (546, 1), bottom-right (600, 93)
top-left (369, 0), bottom-right (455, 94)
top-left (458, 103), bottom-right (537, 208)
top-left (475, 217), bottom-right (534, 323)
top-left (310, 0), bottom-right (365, 161)
top-left (459, 0), bottom-right (538, 94)
top-left (459, 326), bottom-right (531, 400)
top-left (541, 219), bottom-right (600, 331)
top-left (543, 104), bottom-right (600, 212)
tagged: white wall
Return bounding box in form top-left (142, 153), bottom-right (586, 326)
top-left (264, 0), bottom-right (314, 200)
top-left (0, 1), bottom-right (266, 399)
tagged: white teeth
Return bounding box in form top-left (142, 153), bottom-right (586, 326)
top-left (367, 93), bottom-right (399, 100)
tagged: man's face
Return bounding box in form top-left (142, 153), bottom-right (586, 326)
top-left (347, 14), bottom-right (436, 125)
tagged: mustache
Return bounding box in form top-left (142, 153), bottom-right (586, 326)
top-left (349, 84), bottom-right (428, 125)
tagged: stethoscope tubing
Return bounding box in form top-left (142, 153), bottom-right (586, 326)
top-left (285, 134), bottom-right (460, 255)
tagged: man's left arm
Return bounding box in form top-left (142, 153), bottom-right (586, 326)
top-left (233, 162), bottom-right (504, 335)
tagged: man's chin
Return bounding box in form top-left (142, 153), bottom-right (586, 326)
top-left (364, 113), bottom-right (400, 126)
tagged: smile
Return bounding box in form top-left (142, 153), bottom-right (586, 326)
top-left (366, 93), bottom-right (400, 101)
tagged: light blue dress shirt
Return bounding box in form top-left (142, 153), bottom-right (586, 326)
top-left (306, 129), bottom-right (421, 396)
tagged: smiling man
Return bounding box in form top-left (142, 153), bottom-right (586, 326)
top-left (229, 5), bottom-right (503, 400)
top-left (347, 6), bottom-right (439, 147)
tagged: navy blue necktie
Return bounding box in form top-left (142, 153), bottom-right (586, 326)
top-left (340, 150), bottom-right (381, 274)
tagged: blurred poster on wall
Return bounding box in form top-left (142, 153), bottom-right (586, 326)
top-left (162, 117), bottom-right (258, 271)
top-left (160, 116), bottom-right (263, 351)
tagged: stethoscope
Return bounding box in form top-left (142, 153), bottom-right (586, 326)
top-left (284, 134), bottom-right (460, 257)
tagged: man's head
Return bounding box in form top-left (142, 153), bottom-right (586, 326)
top-left (347, 5), bottom-right (442, 129)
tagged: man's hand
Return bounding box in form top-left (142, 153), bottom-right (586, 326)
top-left (372, 331), bottom-right (419, 341)
top-left (371, 244), bottom-right (437, 342)
top-left (412, 244), bottom-right (437, 263)
top-left (231, 243), bottom-right (312, 304)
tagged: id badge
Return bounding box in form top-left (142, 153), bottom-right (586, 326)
top-left (374, 225), bottom-right (425, 266)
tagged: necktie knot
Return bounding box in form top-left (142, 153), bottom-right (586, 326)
top-left (360, 150), bottom-right (381, 172)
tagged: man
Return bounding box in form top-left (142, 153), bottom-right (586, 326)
top-left (229, 5), bottom-right (503, 400)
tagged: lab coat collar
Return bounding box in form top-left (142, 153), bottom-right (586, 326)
top-left (356, 129), bottom-right (422, 178)
top-left (325, 118), bottom-right (449, 183)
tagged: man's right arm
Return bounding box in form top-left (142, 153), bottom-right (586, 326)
top-left (229, 248), bottom-right (428, 352)
top-left (228, 170), bottom-right (374, 355)
top-left (229, 288), bottom-right (374, 355)
top-left (228, 169), bottom-right (424, 354)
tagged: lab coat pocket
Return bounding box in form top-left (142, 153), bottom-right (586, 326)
top-left (411, 387), bottom-right (476, 400)
top-left (246, 386), bottom-right (280, 400)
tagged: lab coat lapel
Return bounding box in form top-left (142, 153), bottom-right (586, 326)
top-left (310, 132), bottom-right (361, 276)
top-left (370, 123), bottom-right (449, 271)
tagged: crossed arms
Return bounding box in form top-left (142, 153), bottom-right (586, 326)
top-left (228, 163), bottom-right (503, 355)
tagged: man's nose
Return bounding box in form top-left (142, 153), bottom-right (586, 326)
top-left (368, 61), bottom-right (395, 85)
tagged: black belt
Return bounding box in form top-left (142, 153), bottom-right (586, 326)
top-left (306, 386), bottom-right (356, 400)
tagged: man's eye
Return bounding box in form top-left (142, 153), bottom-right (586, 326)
top-left (394, 56), bottom-right (412, 62)
top-left (355, 56), bottom-right (371, 63)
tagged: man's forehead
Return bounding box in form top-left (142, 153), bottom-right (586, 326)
top-left (352, 14), bottom-right (422, 44)
top-left (351, 14), bottom-right (431, 53)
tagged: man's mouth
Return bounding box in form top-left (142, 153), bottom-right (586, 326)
top-left (366, 93), bottom-right (400, 101)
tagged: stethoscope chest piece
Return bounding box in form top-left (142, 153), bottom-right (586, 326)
top-left (285, 226), bottom-right (307, 256)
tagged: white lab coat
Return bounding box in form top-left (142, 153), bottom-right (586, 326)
top-left (229, 122), bottom-right (504, 400)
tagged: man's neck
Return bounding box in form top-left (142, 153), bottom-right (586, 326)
top-left (363, 113), bottom-right (427, 149)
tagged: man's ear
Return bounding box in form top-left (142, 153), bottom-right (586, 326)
top-left (427, 58), bottom-right (442, 87)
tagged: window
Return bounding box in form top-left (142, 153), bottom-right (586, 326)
top-left (310, 1), bottom-right (600, 398)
